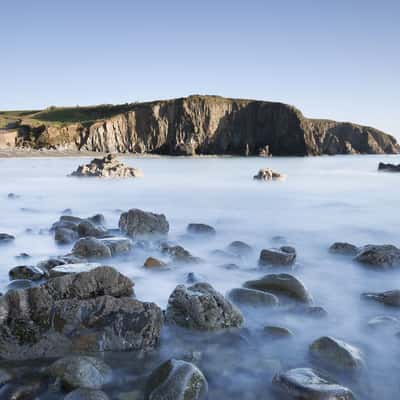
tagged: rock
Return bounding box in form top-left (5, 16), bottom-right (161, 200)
top-left (378, 162), bottom-right (400, 172)
top-left (253, 168), bottom-right (285, 181)
top-left (62, 208), bottom-right (73, 215)
top-left (354, 244), bottom-right (400, 268)
top-left (100, 237), bottom-right (133, 256)
top-left (218, 263), bottom-right (240, 270)
top-left (161, 243), bottom-right (201, 264)
top-left (166, 282), bottom-right (244, 330)
top-left (259, 247), bottom-right (296, 266)
top-left (65, 389), bottom-right (110, 400)
top-left (186, 272), bottom-right (202, 283)
top-left (6, 279), bottom-right (35, 291)
top-left (15, 253), bottom-right (30, 260)
top-left (0, 233), bottom-right (15, 244)
top-left (77, 220), bottom-right (108, 238)
top-left (145, 359), bottom-right (208, 400)
top-left (227, 241), bottom-right (252, 255)
top-left (310, 336), bottom-right (364, 370)
top-left (263, 326), bottom-right (294, 339)
top-left (49, 355), bottom-right (111, 390)
top-left (119, 209), bottom-right (169, 238)
top-left (7, 193), bottom-right (20, 199)
top-left (272, 368), bottom-right (355, 400)
top-left (362, 290), bottom-right (400, 306)
top-left (367, 315), bottom-right (400, 331)
top-left (144, 257), bottom-right (166, 268)
top-left (227, 288), bottom-right (279, 307)
top-left (244, 273), bottom-right (313, 304)
top-left (70, 154), bottom-right (143, 178)
top-left (9, 265), bottom-right (47, 281)
top-left (0, 267), bottom-right (163, 360)
top-left (49, 262), bottom-right (101, 277)
top-left (289, 305), bottom-right (328, 318)
top-left (72, 237), bottom-right (112, 259)
top-left (329, 242), bottom-right (359, 256)
top-left (37, 255), bottom-right (85, 271)
top-left (0, 368), bottom-right (13, 385)
top-left (5, 380), bottom-right (43, 400)
top-left (187, 223), bottom-right (216, 236)
top-left (55, 227), bottom-right (79, 245)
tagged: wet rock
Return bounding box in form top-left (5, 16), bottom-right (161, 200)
top-left (100, 237), bottom-right (133, 256)
top-left (144, 257), bottom-right (166, 268)
top-left (227, 241), bottom-right (252, 255)
top-left (52, 214), bottom-right (107, 239)
top-left (9, 265), bottom-right (47, 281)
top-left (166, 282), bottom-right (244, 330)
top-left (119, 209), bottom-right (169, 238)
top-left (0, 233), bottom-right (15, 244)
top-left (329, 242), bottom-right (359, 256)
top-left (244, 273), bottom-right (313, 304)
top-left (65, 389), bottom-right (110, 400)
top-left (62, 208), bottom-right (73, 215)
top-left (227, 288), bottom-right (279, 307)
top-left (263, 326), bottom-right (294, 339)
top-left (77, 220), bottom-right (108, 238)
top-left (49, 355), bottom-right (111, 390)
top-left (6, 279), bottom-right (35, 291)
top-left (310, 336), bottom-right (364, 370)
top-left (289, 305), bottom-right (328, 319)
top-left (70, 154), bottom-right (143, 178)
top-left (272, 368), bottom-right (355, 400)
top-left (378, 162), bottom-right (400, 172)
top-left (362, 290), bottom-right (400, 306)
top-left (161, 243), bottom-right (201, 264)
top-left (49, 262), bottom-right (101, 277)
top-left (145, 359), bottom-right (208, 400)
top-left (354, 244), bottom-right (400, 268)
top-left (37, 255), bottom-right (85, 271)
top-left (259, 247), bottom-right (296, 266)
top-left (55, 227), bottom-right (79, 245)
top-left (15, 253), bottom-right (30, 260)
top-left (187, 223), bottom-right (216, 236)
top-left (253, 168), bottom-right (285, 181)
top-left (72, 237), bottom-right (112, 259)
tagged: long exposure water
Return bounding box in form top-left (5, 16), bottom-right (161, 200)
top-left (0, 154), bottom-right (400, 399)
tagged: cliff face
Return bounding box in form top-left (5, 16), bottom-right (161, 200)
top-left (6, 96), bottom-right (399, 155)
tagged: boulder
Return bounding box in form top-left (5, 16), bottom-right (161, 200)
top-left (329, 242), bottom-right (359, 256)
top-left (144, 257), bottom-right (166, 268)
top-left (49, 262), bottom-right (101, 277)
top-left (354, 244), bottom-right (400, 268)
top-left (9, 265), bottom-right (47, 281)
top-left (72, 238), bottom-right (112, 259)
top-left (362, 290), bottom-right (400, 306)
top-left (0, 233), bottom-right (15, 244)
top-left (77, 220), bottom-right (108, 238)
top-left (145, 359), bottom-right (208, 400)
top-left (48, 355), bottom-right (111, 390)
top-left (119, 209), bottom-right (169, 238)
top-left (253, 168), bottom-right (285, 181)
top-left (259, 246), bottom-right (296, 266)
top-left (166, 283), bottom-right (244, 330)
top-left (55, 227), bottom-right (79, 245)
top-left (52, 214), bottom-right (107, 240)
top-left (227, 241), bottom-right (252, 255)
top-left (6, 279), bottom-right (35, 291)
top-left (378, 162), bottom-right (400, 172)
top-left (272, 368), bottom-right (355, 400)
top-left (367, 315), bottom-right (400, 331)
top-left (244, 273), bottom-right (313, 304)
top-left (100, 237), bottom-right (133, 256)
top-left (263, 326), bottom-right (294, 339)
top-left (227, 288), bottom-right (279, 307)
top-left (309, 336), bottom-right (364, 370)
top-left (65, 389), bottom-right (110, 400)
top-left (37, 255), bottom-right (86, 271)
top-left (186, 223), bottom-right (216, 236)
top-left (161, 243), bottom-right (201, 264)
top-left (70, 154), bottom-right (143, 178)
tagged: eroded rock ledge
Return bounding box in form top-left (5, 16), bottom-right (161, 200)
top-left (3, 95), bottom-right (399, 156)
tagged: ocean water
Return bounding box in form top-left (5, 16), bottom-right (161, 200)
top-left (0, 154), bottom-right (400, 399)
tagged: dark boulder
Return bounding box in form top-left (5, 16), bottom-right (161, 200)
top-left (72, 238), bottom-right (112, 259)
top-left (227, 241), bottom-right (252, 255)
top-left (0, 233), bottom-right (15, 244)
top-left (187, 223), bottom-right (216, 236)
top-left (329, 242), bottom-right (359, 256)
top-left (362, 290), bottom-right (400, 306)
top-left (55, 227), bottom-right (79, 245)
top-left (227, 288), bottom-right (279, 307)
top-left (119, 209), bottom-right (169, 238)
top-left (378, 162), bottom-right (400, 172)
top-left (354, 244), bottom-right (400, 268)
top-left (9, 265), bottom-right (47, 281)
top-left (259, 247), bottom-right (296, 266)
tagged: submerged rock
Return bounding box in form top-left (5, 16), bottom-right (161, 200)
top-left (354, 244), bottom-right (400, 268)
top-left (272, 368), bottom-right (355, 400)
top-left (244, 273), bottom-right (313, 304)
top-left (259, 246), bottom-right (296, 266)
top-left (329, 242), bottom-right (359, 256)
top-left (49, 355), bottom-right (111, 390)
top-left (309, 336), bottom-right (364, 370)
top-left (0, 233), bottom-right (15, 244)
top-left (70, 154), bottom-right (143, 178)
top-left (187, 223), bottom-right (216, 236)
top-left (119, 209), bottom-right (169, 238)
top-left (367, 315), bottom-right (400, 331)
top-left (253, 168), bottom-right (285, 181)
top-left (65, 389), bottom-right (110, 400)
top-left (166, 282), bottom-right (244, 330)
top-left (378, 162), bottom-right (400, 172)
top-left (263, 326), bottom-right (294, 339)
top-left (362, 290), bottom-right (400, 306)
top-left (227, 241), bottom-right (252, 255)
top-left (145, 359), bottom-right (208, 400)
top-left (227, 288), bottom-right (279, 307)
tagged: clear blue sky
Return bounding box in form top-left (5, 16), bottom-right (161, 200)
top-left (1, 0), bottom-right (399, 137)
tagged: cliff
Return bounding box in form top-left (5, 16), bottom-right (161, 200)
top-left (1, 95), bottom-right (398, 156)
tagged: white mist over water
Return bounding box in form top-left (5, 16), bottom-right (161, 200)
top-left (1, 154), bottom-right (400, 399)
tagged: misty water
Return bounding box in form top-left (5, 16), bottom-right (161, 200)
top-left (1, 154), bottom-right (400, 399)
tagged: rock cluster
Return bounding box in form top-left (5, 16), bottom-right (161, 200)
top-left (253, 168), bottom-right (285, 181)
top-left (378, 162), bottom-right (400, 172)
top-left (70, 154), bottom-right (143, 178)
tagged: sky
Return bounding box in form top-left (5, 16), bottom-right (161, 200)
top-left (1, 0), bottom-right (399, 137)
